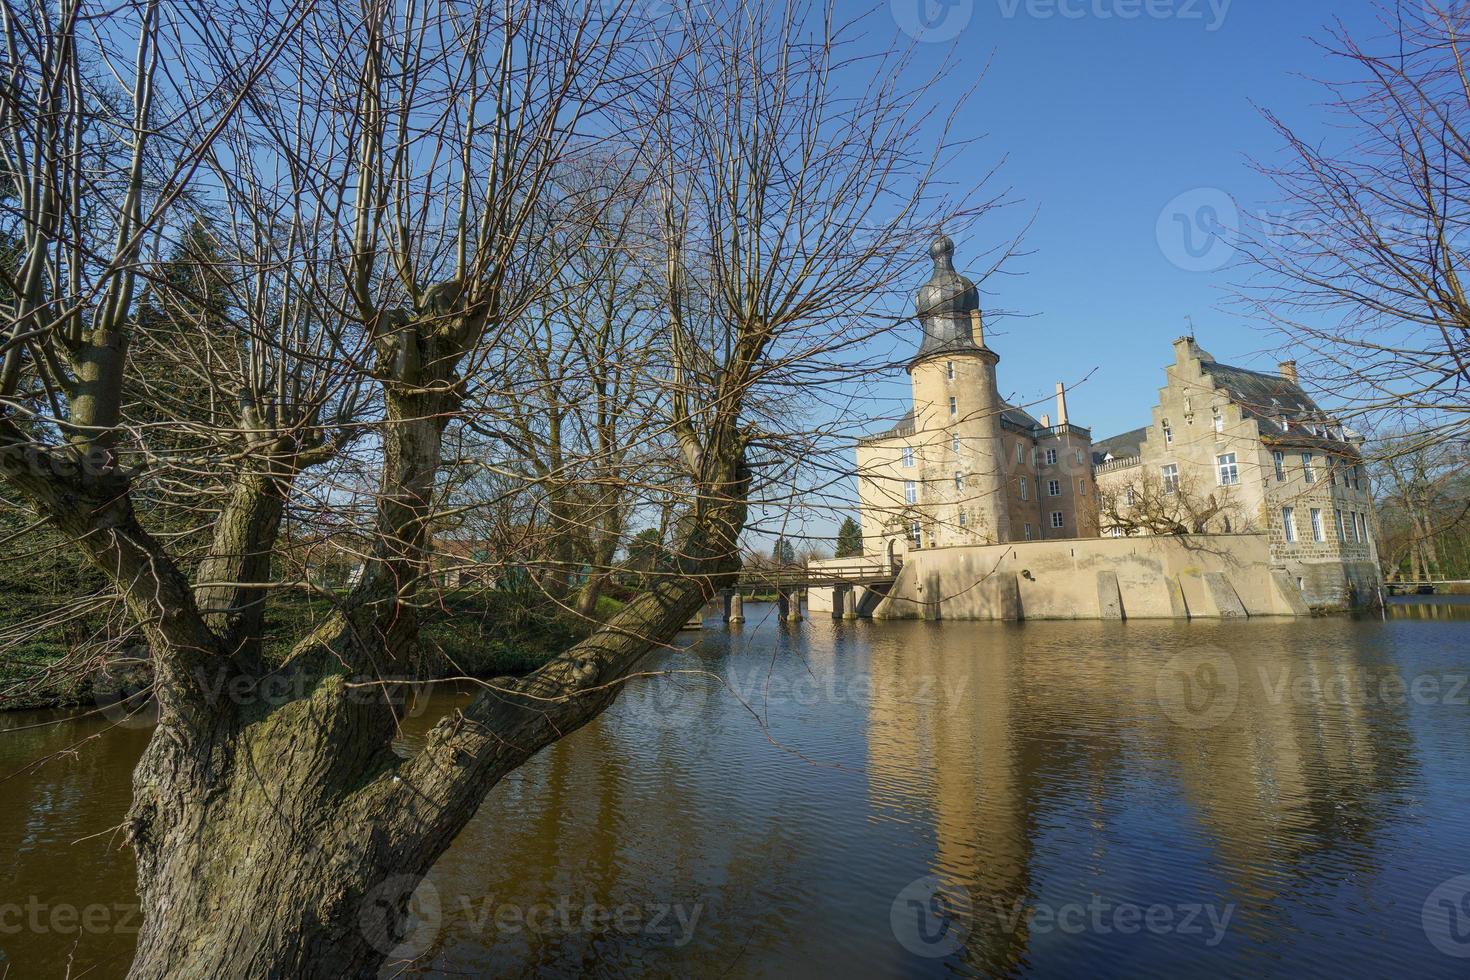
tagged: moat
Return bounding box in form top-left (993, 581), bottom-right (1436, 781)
top-left (3, 598), bottom-right (1470, 977)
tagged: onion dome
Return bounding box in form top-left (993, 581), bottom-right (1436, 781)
top-left (913, 235), bottom-right (990, 366)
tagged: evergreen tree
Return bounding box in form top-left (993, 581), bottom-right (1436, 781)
top-left (772, 537), bottom-right (796, 565)
top-left (835, 517), bottom-right (863, 558)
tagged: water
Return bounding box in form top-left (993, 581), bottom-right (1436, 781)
top-left (3, 598), bottom-right (1470, 977)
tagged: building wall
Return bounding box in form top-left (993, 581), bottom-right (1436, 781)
top-left (867, 534), bottom-right (1307, 621)
top-left (1091, 338), bottom-right (1381, 609)
top-left (1000, 424), bottom-right (1094, 543)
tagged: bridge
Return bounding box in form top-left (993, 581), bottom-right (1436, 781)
top-left (710, 557), bottom-right (901, 625)
top-left (1384, 580), bottom-right (1470, 596)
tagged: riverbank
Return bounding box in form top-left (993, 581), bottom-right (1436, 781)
top-left (0, 589), bottom-right (625, 713)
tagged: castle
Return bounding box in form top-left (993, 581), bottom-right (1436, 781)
top-left (847, 236), bottom-right (1381, 614)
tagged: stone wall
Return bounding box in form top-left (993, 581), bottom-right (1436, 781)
top-left (863, 533), bottom-right (1307, 621)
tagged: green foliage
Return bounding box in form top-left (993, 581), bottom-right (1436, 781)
top-left (835, 517), bottom-right (863, 558)
top-left (772, 537), bottom-right (796, 565)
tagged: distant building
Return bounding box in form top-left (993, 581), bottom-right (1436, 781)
top-left (1091, 337), bottom-right (1380, 607)
top-left (856, 236), bottom-right (1095, 564)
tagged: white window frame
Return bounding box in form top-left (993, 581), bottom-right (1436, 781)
top-left (1161, 463), bottom-right (1179, 495)
top-left (954, 472), bottom-right (964, 492)
top-left (1282, 506), bottom-right (1296, 543)
top-left (1162, 420), bottom-right (1172, 445)
top-left (1047, 479), bottom-right (1061, 497)
top-left (1045, 448), bottom-right (1058, 466)
top-left (1355, 512), bottom-right (1367, 544)
top-left (1050, 511), bottom-right (1064, 529)
top-left (1015, 442), bottom-right (1024, 464)
top-left (946, 360), bottom-right (954, 381)
top-left (1019, 477), bottom-right (1029, 500)
top-left (951, 433), bottom-right (961, 453)
top-left (1310, 508), bottom-right (1324, 542)
top-left (901, 445), bottom-right (914, 468)
top-left (1273, 451), bottom-right (1285, 481)
top-left (1216, 453), bottom-right (1239, 486)
top-left (1125, 486), bottom-right (1136, 506)
top-left (958, 510), bottom-right (967, 527)
top-left (948, 396), bottom-right (957, 418)
top-left (1213, 414), bottom-right (1224, 434)
top-left (1023, 523), bottom-right (1033, 540)
top-left (904, 480), bottom-right (917, 505)
top-left (1301, 453), bottom-right (1315, 484)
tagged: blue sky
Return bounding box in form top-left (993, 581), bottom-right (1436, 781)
top-left (855, 0), bottom-right (1393, 442)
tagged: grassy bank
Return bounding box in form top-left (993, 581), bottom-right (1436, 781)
top-left (0, 588), bottom-right (628, 713)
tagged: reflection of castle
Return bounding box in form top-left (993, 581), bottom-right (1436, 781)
top-left (864, 621), bottom-right (1416, 973)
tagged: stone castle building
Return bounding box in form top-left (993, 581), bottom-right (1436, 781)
top-left (847, 237), bottom-right (1380, 613)
top-left (856, 236), bottom-right (1096, 561)
top-left (1090, 336), bottom-right (1381, 608)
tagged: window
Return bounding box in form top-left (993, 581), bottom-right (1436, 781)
top-left (1213, 414), bottom-right (1224, 433)
top-left (1217, 453), bottom-right (1239, 486)
top-left (1045, 448), bottom-right (1058, 466)
top-left (1162, 464), bottom-right (1179, 495)
top-left (952, 433), bottom-right (961, 453)
top-left (1075, 450), bottom-right (1084, 465)
top-left (1282, 506), bottom-right (1296, 543)
top-left (1015, 442), bottom-right (1024, 464)
top-left (949, 396), bottom-right (957, 418)
top-left (1280, 415), bottom-right (1290, 432)
top-left (1273, 451), bottom-right (1285, 481)
top-left (946, 360), bottom-right (954, 381)
top-left (1078, 478), bottom-right (1087, 497)
top-left (1348, 465), bottom-right (1359, 490)
top-left (1047, 479), bottom-right (1061, 497)
top-left (1301, 453), bottom-right (1315, 483)
top-left (1125, 486), bottom-right (1136, 506)
top-left (1024, 523), bottom-right (1033, 540)
top-left (1050, 511), bottom-right (1064, 529)
top-left (1162, 420), bottom-right (1173, 445)
top-left (954, 472), bottom-right (964, 492)
top-left (1223, 517), bottom-right (1232, 533)
top-left (909, 521), bottom-right (921, 544)
top-left (958, 510), bottom-right (967, 527)
top-left (904, 480), bottom-right (917, 505)
top-left (1336, 509), bottom-right (1346, 542)
top-left (1020, 475), bottom-right (1031, 500)
top-left (1329, 463), bottom-right (1337, 487)
top-left (1310, 508), bottom-right (1324, 542)
top-left (901, 445), bottom-right (914, 468)
top-left (1356, 512), bottom-right (1367, 544)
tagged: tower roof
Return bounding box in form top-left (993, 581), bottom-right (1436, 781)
top-left (912, 235), bottom-right (990, 366)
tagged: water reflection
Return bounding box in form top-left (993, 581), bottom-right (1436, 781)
top-left (0, 599), bottom-right (1468, 977)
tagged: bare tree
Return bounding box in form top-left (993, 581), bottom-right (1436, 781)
top-left (1, 0), bottom-right (998, 974)
top-left (1238, 3), bottom-right (1469, 472)
top-left (1091, 470), bottom-right (1247, 537)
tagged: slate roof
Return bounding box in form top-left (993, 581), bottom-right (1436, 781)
top-left (1091, 426), bottom-right (1148, 465)
top-left (858, 403), bottom-right (1078, 445)
top-left (1199, 360), bottom-right (1360, 452)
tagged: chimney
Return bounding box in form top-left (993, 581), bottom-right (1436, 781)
top-left (1279, 360), bottom-right (1298, 383)
top-left (969, 308), bottom-right (985, 347)
top-left (1040, 413), bottom-right (1051, 428)
top-left (1055, 382), bottom-right (1069, 426)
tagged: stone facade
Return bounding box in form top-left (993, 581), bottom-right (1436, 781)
top-left (1091, 337), bottom-right (1381, 609)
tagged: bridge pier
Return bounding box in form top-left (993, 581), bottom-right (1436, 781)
top-left (842, 586), bottom-right (859, 620)
top-left (724, 591), bottom-right (745, 625)
top-left (778, 587), bottom-right (802, 622)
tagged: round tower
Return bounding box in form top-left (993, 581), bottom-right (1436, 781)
top-left (907, 235), bottom-right (1010, 546)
